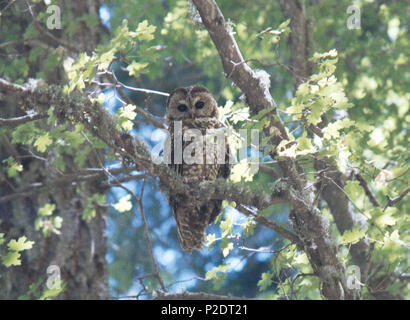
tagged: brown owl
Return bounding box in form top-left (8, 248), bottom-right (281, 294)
top-left (166, 85), bottom-right (231, 253)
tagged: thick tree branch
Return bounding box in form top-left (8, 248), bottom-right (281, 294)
top-left (0, 113), bottom-right (47, 127)
top-left (316, 161), bottom-right (369, 272)
top-left (279, 1), bottom-right (404, 300)
top-left (355, 172), bottom-right (381, 208)
top-left (279, 0), bottom-right (310, 87)
top-left (384, 186), bottom-right (410, 211)
top-left (191, 0), bottom-right (289, 141)
top-left (0, 77), bottom-right (29, 95)
top-left (155, 290), bottom-right (255, 300)
top-left (277, 0), bottom-right (374, 294)
top-left (192, 0), bottom-right (352, 300)
top-left (0, 76), bottom-right (290, 237)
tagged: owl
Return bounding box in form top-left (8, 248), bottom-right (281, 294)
top-left (166, 85), bottom-right (231, 253)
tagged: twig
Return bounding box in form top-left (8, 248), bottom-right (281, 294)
top-left (0, 77), bottom-right (27, 95)
top-left (25, 0), bottom-right (78, 52)
top-left (117, 180), bottom-right (167, 292)
top-left (107, 71), bottom-right (167, 129)
top-left (290, 273), bottom-right (317, 299)
top-left (355, 173), bottom-right (381, 208)
top-left (323, 173), bottom-right (370, 220)
top-left (0, 113), bottom-right (47, 127)
top-left (91, 79), bottom-right (170, 97)
top-left (237, 204), bottom-right (301, 246)
top-left (137, 179), bottom-right (167, 291)
top-left (155, 290), bottom-right (256, 300)
top-left (383, 186), bottom-right (410, 212)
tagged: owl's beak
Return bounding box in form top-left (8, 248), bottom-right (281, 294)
top-left (189, 108), bottom-right (195, 119)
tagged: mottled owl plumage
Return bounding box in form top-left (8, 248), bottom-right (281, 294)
top-left (166, 85), bottom-right (231, 253)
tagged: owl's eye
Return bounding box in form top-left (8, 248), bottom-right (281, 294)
top-left (195, 101), bottom-right (205, 109)
top-left (177, 104), bottom-right (188, 112)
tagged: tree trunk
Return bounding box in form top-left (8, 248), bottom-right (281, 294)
top-left (0, 0), bottom-right (108, 299)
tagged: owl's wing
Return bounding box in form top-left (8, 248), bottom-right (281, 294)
top-left (207, 136), bottom-right (232, 225)
top-left (168, 123), bottom-right (197, 252)
top-left (218, 139), bottom-right (231, 179)
top-left (167, 121), bottom-right (183, 176)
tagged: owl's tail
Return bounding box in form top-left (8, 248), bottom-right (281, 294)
top-left (174, 206), bottom-right (206, 253)
top-left (173, 200), bottom-right (223, 254)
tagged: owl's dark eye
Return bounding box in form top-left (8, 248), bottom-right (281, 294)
top-left (177, 104), bottom-right (188, 112)
top-left (195, 101), bottom-right (205, 109)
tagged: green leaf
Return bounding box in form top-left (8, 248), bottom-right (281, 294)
top-left (205, 264), bottom-right (229, 281)
top-left (38, 203), bottom-right (56, 216)
top-left (375, 207), bottom-right (397, 227)
top-left (98, 48), bottom-right (116, 70)
top-left (257, 271), bottom-right (274, 291)
top-left (2, 251), bottom-right (21, 267)
top-left (241, 219), bottom-right (256, 237)
top-left (4, 157), bottom-right (23, 178)
top-left (53, 216), bottom-right (63, 229)
top-left (127, 61), bottom-right (148, 77)
top-left (8, 236), bottom-right (35, 252)
top-left (82, 207), bottom-right (96, 222)
top-left (322, 119), bottom-right (355, 140)
top-left (18, 280), bottom-right (43, 300)
top-left (131, 20), bottom-right (156, 41)
top-left (253, 105), bottom-right (276, 120)
top-left (220, 239), bottom-right (233, 257)
top-left (344, 181), bottom-right (361, 199)
top-left (34, 217), bottom-right (44, 232)
top-left (307, 100), bottom-right (325, 125)
top-left (220, 213), bottom-right (233, 238)
top-left (11, 122), bottom-right (38, 145)
top-left (229, 160), bottom-right (254, 183)
top-left (218, 100), bottom-right (233, 120)
top-left (341, 226), bottom-right (367, 245)
top-left (206, 233), bottom-right (216, 249)
top-left (118, 104), bottom-right (138, 130)
top-left (39, 281), bottom-right (66, 300)
top-left (296, 136), bottom-right (316, 155)
top-left (294, 252), bottom-right (309, 266)
top-left (34, 133), bottom-right (52, 152)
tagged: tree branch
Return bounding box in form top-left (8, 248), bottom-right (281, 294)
top-left (355, 172), bottom-right (382, 208)
top-left (0, 113), bottom-right (47, 127)
top-left (279, 0), bottom-right (311, 87)
top-left (25, 0), bottom-right (78, 52)
top-left (106, 71), bottom-right (168, 129)
top-left (237, 204), bottom-right (301, 246)
top-left (155, 290), bottom-right (256, 300)
top-left (192, 0), bottom-right (352, 300)
top-left (0, 76), bottom-right (288, 231)
top-left (384, 186), bottom-right (410, 211)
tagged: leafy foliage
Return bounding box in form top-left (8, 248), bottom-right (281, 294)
top-left (1, 236), bottom-right (35, 268)
top-left (0, 0), bottom-right (408, 300)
